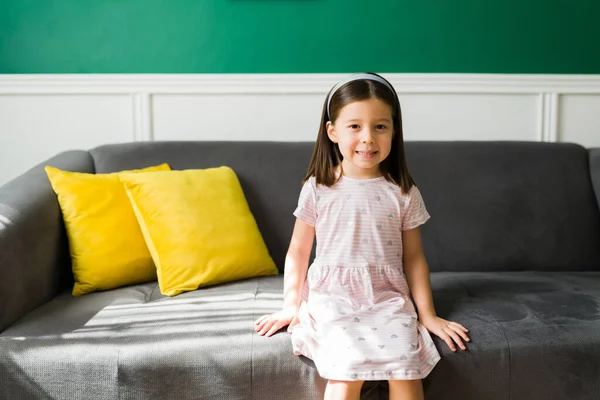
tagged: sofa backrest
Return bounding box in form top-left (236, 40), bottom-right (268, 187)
top-left (405, 141), bottom-right (600, 272)
top-left (90, 141), bottom-right (600, 273)
top-left (90, 141), bottom-right (312, 274)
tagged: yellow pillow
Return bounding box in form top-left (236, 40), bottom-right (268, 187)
top-left (120, 166), bottom-right (279, 296)
top-left (45, 164), bottom-right (171, 296)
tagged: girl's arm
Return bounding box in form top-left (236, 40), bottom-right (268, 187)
top-left (255, 218), bottom-right (314, 336)
top-left (282, 218), bottom-right (315, 310)
top-left (403, 227), bottom-right (470, 351)
top-left (402, 227), bottom-right (437, 319)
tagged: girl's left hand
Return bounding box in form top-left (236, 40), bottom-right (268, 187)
top-left (419, 315), bottom-right (470, 352)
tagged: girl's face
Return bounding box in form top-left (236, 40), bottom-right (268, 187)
top-left (326, 97), bottom-right (394, 179)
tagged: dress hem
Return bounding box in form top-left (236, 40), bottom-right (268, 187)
top-left (293, 349), bottom-right (441, 382)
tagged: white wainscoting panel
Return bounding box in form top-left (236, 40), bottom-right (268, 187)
top-left (0, 94), bottom-right (134, 185)
top-left (400, 94), bottom-right (540, 142)
top-left (0, 73), bottom-right (599, 186)
top-left (558, 95), bottom-right (600, 148)
top-left (152, 93), bottom-right (325, 141)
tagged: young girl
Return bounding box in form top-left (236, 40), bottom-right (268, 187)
top-left (254, 72), bottom-right (470, 400)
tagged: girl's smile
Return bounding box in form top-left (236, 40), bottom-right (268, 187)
top-left (355, 150), bottom-right (378, 158)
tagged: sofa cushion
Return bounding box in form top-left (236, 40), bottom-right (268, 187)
top-left (120, 167), bottom-right (279, 296)
top-left (2, 271), bottom-right (599, 399)
top-left (44, 163), bottom-right (171, 296)
top-left (422, 270), bottom-right (600, 400)
top-left (0, 276), bottom-right (326, 400)
top-left (405, 141), bottom-right (600, 272)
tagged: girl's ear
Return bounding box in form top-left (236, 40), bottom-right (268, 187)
top-left (326, 121), bottom-right (338, 143)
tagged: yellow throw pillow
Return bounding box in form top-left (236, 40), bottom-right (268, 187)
top-left (120, 166), bottom-right (279, 296)
top-left (45, 163), bottom-right (171, 296)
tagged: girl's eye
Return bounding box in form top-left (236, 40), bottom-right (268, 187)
top-left (347, 124), bottom-right (388, 130)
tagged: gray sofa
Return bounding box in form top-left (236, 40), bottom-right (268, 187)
top-left (1, 141), bottom-right (600, 400)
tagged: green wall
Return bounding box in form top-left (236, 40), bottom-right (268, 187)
top-left (1, 0), bottom-right (598, 74)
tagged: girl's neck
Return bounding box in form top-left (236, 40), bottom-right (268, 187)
top-left (336, 162), bottom-right (383, 180)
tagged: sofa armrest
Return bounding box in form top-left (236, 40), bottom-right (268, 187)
top-left (590, 148), bottom-right (600, 212)
top-left (0, 150), bottom-right (94, 332)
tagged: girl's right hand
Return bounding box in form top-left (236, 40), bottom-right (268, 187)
top-left (254, 307), bottom-right (299, 337)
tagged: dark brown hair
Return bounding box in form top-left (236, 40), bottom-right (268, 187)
top-left (302, 72), bottom-right (415, 194)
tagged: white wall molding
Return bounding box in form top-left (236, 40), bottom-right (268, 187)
top-left (1, 73), bottom-right (600, 95)
top-left (1, 73), bottom-right (599, 185)
top-left (132, 93), bottom-right (153, 141)
top-left (539, 93), bottom-right (559, 142)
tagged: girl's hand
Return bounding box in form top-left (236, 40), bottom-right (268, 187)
top-left (419, 315), bottom-right (470, 352)
top-left (254, 307), bottom-right (299, 337)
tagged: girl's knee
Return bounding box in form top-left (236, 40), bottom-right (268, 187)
top-left (388, 379), bottom-right (422, 388)
top-left (324, 379), bottom-right (364, 399)
top-left (328, 379), bottom-right (364, 387)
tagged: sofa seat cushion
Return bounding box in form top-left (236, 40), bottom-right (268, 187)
top-left (422, 270), bottom-right (600, 400)
top-left (2, 271), bottom-right (600, 400)
top-left (0, 276), bottom-right (338, 400)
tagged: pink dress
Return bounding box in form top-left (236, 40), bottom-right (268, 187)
top-left (291, 174), bottom-right (441, 381)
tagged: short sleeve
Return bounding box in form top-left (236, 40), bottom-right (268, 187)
top-left (293, 177), bottom-right (317, 227)
top-left (401, 185), bottom-right (431, 231)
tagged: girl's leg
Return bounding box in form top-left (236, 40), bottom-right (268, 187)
top-left (324, 380), bottom-right (364, 400)
top-left (388, 379), bottom-right (424, 400)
